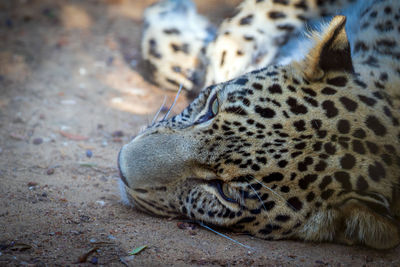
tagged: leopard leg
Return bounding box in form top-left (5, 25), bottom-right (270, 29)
top-left (335, 198), bottom-right (400, 249)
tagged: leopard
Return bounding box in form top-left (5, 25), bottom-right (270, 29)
top-left (140, 0), bottom-right (215, 92)
top-left (120, 0), bottom-right (400, 249)
top-left (141, 0), bottom-right (377, 92)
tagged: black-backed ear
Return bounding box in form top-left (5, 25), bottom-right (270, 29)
top-left (303, 15), bottom-right (354, 81)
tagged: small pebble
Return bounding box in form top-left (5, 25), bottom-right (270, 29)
top-left (177, 222), bottom-right (186, 229)
top-left (90, 256), bottom-right (98, 265)
top-left (121, 255), bottom-right (135, 262)
top-left (80, 215), bottom-right (91, 222)
top-left (32, 137), bottom-right (43, 145)
top-left (89, 238), bottom-right (97, 243)
top-left (61, 99), bottom-right (76, 105)
top-left (189, 230), bottom-right (197, 236)
top-left (111, 97), bottom-right (122, 104)
top-left (13, 117), bottom-right (24, 123)
top-left (86, 149), bottom-right (93, 158)
top-left (27, 181), bottom-right (38, 187)
top-left (111, 130), bottom-right (124, 137)
top-left (101, 141), bottom-right (108, 147)
top-left (42, 192), bottom-right (47, 197)
top-left (47, 168), bottom-right (55, 175)
top-left (95, 200), bottom-right (105, 207)
top-left (79, 67), bottom-right (87, 76)
top-left (108, 235), bottom-right (116, 240)
top-left (177, 222), bottom-right (196, 230)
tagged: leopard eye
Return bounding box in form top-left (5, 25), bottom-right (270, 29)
top-left (194, 94), bottom-right (219, 124)
top-left (210, 180), bottom-right (237, 204)
top-left (211, 97), bottom-right (219, 116)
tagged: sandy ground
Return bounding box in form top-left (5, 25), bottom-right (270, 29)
top-left (0, 0), bottom-right (400, 266)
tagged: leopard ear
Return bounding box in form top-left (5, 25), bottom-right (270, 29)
top-left (303, 15), bottom-right (354, 81)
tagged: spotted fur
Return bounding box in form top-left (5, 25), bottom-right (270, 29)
top-left (123, 0), bottom-right (400, 249)
top-left (141, 0), bottom-right (361, 91)
top-left (141, 0), bottom-right (215, 91)
top-left (205, 0), bottom-right (355, 85)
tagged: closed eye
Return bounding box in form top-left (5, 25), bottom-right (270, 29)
top-left (194, 94), bottom-right (219, 124)
top-left (210, 180), bottom-right (237, 204)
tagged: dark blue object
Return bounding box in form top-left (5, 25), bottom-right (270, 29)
top-left (86, 149), bottom-right (93, 158)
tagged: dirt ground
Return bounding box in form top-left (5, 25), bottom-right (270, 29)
top-left (1, 0), bottom-right (400, 266)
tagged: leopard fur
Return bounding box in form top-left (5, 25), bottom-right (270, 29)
top-left (121, 0), bottom-right (400, 249)
top-left (141, 0), bottom-right (215, 91)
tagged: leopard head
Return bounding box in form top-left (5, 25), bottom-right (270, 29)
top-left (119, 16), bottom-right (400, 249)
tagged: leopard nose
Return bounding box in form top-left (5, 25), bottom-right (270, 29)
top-left (117, 133), bottom-right (198, 189)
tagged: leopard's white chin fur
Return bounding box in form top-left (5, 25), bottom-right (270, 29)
top-left (119, 179), bottom-right (134, 207)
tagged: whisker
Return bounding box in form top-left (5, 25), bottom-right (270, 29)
top-left (252, 178), bottom-right (298, 212)
top-left (151, 95), bottom-right (167, 125)
top-left (198, 222), bottom-right (253, 250)
top-left (247, 184), bottom-right (267, 211)
top-left (231, 105), bottom-right (246, 115)
top-left (163, 84), bottom-right (183, 120)
top-left (247, 182), bottom-right (273, 222)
